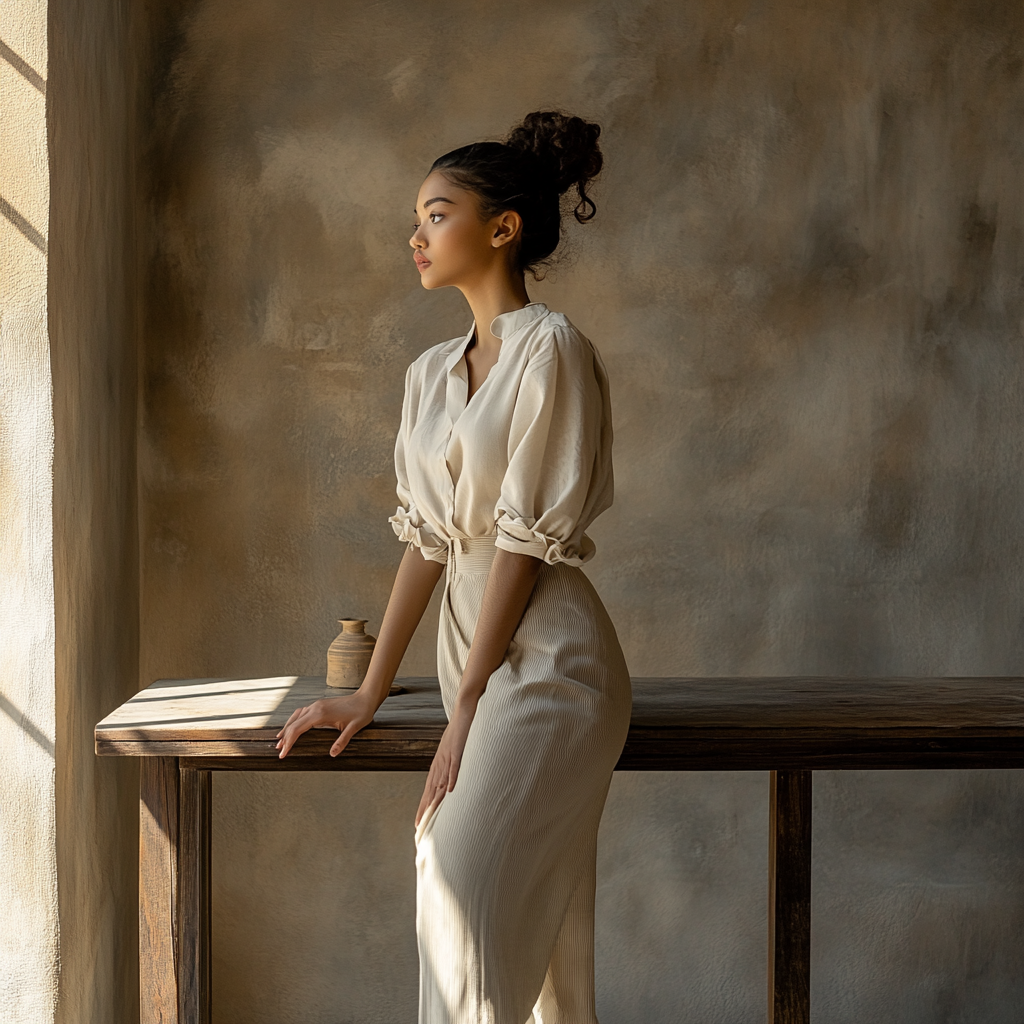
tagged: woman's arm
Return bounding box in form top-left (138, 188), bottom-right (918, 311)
top-left (276, 544), bottom-right (444, 758)
top-left (358, 545), bottom-right (446, 707)
top-left (415, 548), bottom-right (542, 824)
top-left (455, 548), bottom-right (543, 709)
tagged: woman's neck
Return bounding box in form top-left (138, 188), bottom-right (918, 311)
top-left (459, 274), bottom-right (532, 354)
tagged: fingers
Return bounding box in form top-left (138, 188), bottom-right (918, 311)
top-left (277, 698), bottom-right (373, 760)
top-left (275, 703), bottom-right (320, 758)
top-left (415, 773), bottom-right (433, 825)
top-left (446, 754), bottom-right (461, 792)
top-left (276, 705), bottom-right (305, 736)
top-left (276, 703), bottom-right (311, 741)
top-left (414, 751), bottom-right (461, 826)
top-left (329, 721), bottom-right (361, 757)
top-left (414, 787), bottom-right (431, 827)
top-left (276, 723), bottom-right (302, 759)
top-left (415, 775), bottom-right (447, 827)
top-left (416, 760), bottom-right (443, 825)
top-left (329, 702), bottom-right (375, 756)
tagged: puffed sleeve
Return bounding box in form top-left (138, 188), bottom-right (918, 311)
top-left (388, 362), bottom-right (449, 564)
top-left (493, 327), bottom-right (614, 565)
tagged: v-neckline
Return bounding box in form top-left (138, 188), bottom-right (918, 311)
top-left (444, 302), bottom-right (548, 427)
top-left (450, 332), bottom-right (499, 420)
top-left (463, 331), bottom-right (500, 405)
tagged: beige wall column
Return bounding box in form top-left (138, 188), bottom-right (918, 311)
top-left (0, 1), bottom-right (57, 1021)
top-left (49, 0), bottom-right (141, 1018)
top-left (2, 0), bottom-right (142, 1021)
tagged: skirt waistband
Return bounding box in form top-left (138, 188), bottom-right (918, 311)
top-left (448, 536), bottom-right (498, 575)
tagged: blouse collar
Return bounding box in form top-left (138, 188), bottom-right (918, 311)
top-left (444, 301), bottom-right (550, 373)
top-left (487, 301), bottom-right (549, 340)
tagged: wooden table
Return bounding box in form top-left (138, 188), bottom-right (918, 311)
top-left (95, 675), bottom-right (1024, 1024)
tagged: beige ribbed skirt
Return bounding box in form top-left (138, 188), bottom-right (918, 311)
top-left (414, 538), bottom-right (632, 1024)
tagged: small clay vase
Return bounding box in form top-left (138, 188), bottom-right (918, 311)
top-left (326, 619), bottom-right (375, 688)
top-left (326, 619), bottom-right (404, 696)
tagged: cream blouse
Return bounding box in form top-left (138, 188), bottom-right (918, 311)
top-left (389, 301), bottom-right (614, 566)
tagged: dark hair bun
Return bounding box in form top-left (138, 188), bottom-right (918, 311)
top-left (506, 110), bottom-right (603, 222)
top-left (429, 109), bottom-right (604, 278)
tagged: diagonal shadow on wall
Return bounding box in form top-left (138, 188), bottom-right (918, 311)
top-left (0, 39), bottom-right (47, 255)
top-left (0, 196), bottom-right (47, 254)
top-left (0, 37), bottom-right (45, 93)
top-left (0, 693), bottom-right (54, 756)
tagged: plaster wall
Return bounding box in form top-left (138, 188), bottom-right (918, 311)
top-left (0, 2), bottom-right (58, 1021)
top-left (1, 1), bottom-right (143, 1020)
top-left (140, 1), bottom-right (1024, 1021)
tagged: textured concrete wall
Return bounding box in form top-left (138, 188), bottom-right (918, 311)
top-left (0, 2), bottom-right (58, 1020)
top-left (140, 1), bottom-right (1024, 1021)
top-left (49, 0), bottom-right (142, 1020)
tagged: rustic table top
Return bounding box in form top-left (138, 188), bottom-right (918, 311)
top-left (95, 676), bottom-right (1024, 771)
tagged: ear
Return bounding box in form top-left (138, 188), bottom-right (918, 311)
top-left (490, 210), bottom-right (522, 249)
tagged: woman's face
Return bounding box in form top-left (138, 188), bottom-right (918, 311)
top-left (410, 170), bottom-right (519, 289)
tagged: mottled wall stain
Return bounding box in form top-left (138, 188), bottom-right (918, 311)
top-left (140, 1), bottom-right (1024, 1021)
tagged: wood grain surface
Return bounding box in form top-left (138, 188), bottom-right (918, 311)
top-left (98, 676), bottom-right (1024, 768)
top-left (178, 767), bottom-right (211, 1024)
top-left (767, 770), bottom-right (812, 1024)
top-left (139, 758), bottom-right (180, 1024)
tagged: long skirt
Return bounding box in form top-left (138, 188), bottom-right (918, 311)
top-left (414, 537), bottom-right (632, 1024)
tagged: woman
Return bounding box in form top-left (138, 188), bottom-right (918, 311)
top-left (276, 110), bottom-right (632, 1024)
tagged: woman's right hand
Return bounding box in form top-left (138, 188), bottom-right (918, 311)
top-left (275, 690), bottom-right (378, 759)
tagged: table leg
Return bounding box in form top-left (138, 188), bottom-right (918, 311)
top-left (140, 757), bottom-right (180, 1024)
top-left (179, 766), bottom-right (212, 1024)
top-left (139, 759), bottom-right (212, 1024)
top-left (767, 769), bottom-right (812, 1024)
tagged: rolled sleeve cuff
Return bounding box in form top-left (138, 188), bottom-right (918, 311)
top-left (389, 505), bottom-right (449, 564)
top-left (494, 514), bottom-right (595, 566)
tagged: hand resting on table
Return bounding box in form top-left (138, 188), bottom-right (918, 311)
top-left (275, 691), bottom-right (377, 758)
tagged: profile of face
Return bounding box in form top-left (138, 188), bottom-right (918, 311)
top-left (410, 170), bottom-right (523, 289)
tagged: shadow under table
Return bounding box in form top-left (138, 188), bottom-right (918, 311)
top-left (95, 674), bottom-right (1024, 1024)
